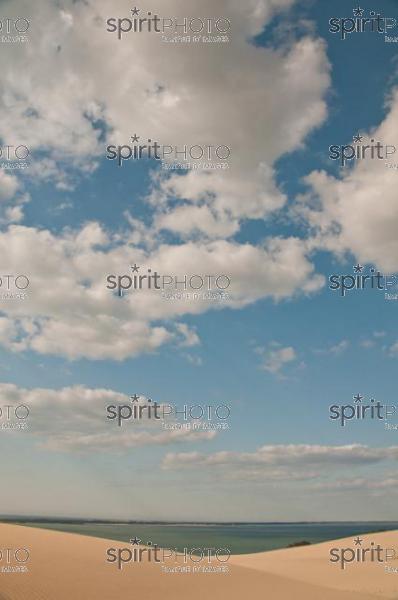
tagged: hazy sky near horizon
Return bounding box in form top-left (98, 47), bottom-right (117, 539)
top-left (1, 0), bottom-right (398, 521)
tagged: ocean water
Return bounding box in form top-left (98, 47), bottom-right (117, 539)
top-left (15, 521), bottom-right (398, 554)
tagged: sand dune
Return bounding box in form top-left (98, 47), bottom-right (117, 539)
top-left (230, 530), bottom-right (398, 599)
top-left (0, 524), bottom-right (395, 599)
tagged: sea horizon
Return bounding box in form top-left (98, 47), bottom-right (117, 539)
top-left (2, 516), bottom-right (398, 525)
top-left (3, 519), bottom-right (396, 555)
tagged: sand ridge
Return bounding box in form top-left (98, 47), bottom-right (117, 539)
top-left (0, 523), bottom-right (394, 599)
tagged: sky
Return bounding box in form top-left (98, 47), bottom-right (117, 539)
top-left (1, 0), bottom-right (398, 522)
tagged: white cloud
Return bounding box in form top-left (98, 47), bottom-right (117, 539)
top-left (0, 0), bottom-right (333, 361)
top-left (0, 0), bottom-right (332, 361)
top-left (0, 224), bottom-right (323, 360)
top-left (184, 353), bottom-right (203, 367)
top-left (257, 343), bottom-right (297, 374)
top-left (175, 323), bottom-right (200, 347)
top-left (0, 0), bottom-right (330, 238)
top-left (310, 476), bottom-right (398, 492)
top-left (4, 206), bottom-right (24, 223)
top-left (0, 172), bottom-right (28, 223)
top-left (0, 382), bottom-right (215, 452)
top-left (163, 444), bottom-right (398, 481)
top-left (314, 339), bottom-right (349, 355)
top-left (0, 171), bottom-right (19, 202)
top-left (360, 332), bottom-right (386, 350)
top-left (329, 340), bottom-right (349, 355)
top-left (299, 88), bottom-right (398, 272)
top-left (389, 341), bottom-right (398, 357)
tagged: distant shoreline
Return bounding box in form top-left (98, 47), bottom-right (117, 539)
top-left (3, 520), bottom-right (396, 557)
top-left (1, 516), bottom-right (398, 525)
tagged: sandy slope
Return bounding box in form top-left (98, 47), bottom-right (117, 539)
top-left (0, 524), bottom-right (394, 600)
top-left (230, 529), bottom-right (398, 599)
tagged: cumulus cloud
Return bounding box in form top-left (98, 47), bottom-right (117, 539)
top-left (0, 171), bottom-right (19, 202)
top-left (298, 88), bottom-right (398, 272)
top-left (162, 444), bottom-right (398, 484)
top-left (256, 343), bottom-right (297, 375)
top-left (314, 339), bottom-right (349, 356)
top-left (0, 0), bottom-right (330, 238)
top-left (360, 331), bottom-right (386, 350)
top-left (175, 323), bottom-right (200, 347)
top-left (0, 224), bottom-right (323, 359)
top-left (388, 341), bottom-right (398, 357)
top-left (184, 353), bottom-right (203, 366)
top-left (163, 443), bottom-right (398, 469)
top-left (0, 0), bottom-right (334, 360)
top-left (0, 0), bottom-right (333, 361)
top-left (264, 346), bottom-right (296, 373)
top-left (0, 382), bottom-right (215, 452)
top-left (0, 172), bottom-right (28, 223)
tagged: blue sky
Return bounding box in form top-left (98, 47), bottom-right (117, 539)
top-left (1, 0), bottom-right (398, 521)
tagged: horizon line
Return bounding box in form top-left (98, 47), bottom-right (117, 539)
top-left (1, 516), bottom-right (398, 525)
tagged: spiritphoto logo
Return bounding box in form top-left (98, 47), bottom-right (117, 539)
top-left (329, 394), bottom-right (398, 428)
top-left (106, 134), bottom-right (230, 170)
top-left (330, 537), bottom-right (397, 570)
top-left (106, 393), bottom-right (231, 431)
top-left (0, 402), bottom-right (29, 431)
top-left (106, 536), bottom-right (230, 574)
top-left (106, 7), bottom-right (230, 44)
top-left (0, 274), bottom-right (30, 301)
top-left (0, 16), bottom-right (30, 43)
top-left (106, 264), bottom-right (231, 302)
top-left (0, 547), bottom-right (30, 573)
top-left (329, 7), bottom-right (397, 42)
top-left (0, 144), bottom-right (30, 170)
top-left (329, 134), bottom-right (396, 168)
top-left (328, 264), bottom-right (398, 299)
